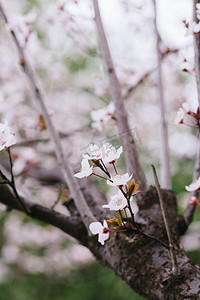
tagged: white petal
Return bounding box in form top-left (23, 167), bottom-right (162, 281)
top-left (103, 220), bottom-right (108, 228)
top-left (107, 179), bottom-right (114, 186)
top-left (182, 102), bottom-right (190, 113)
top-left (98, 231), bottom-right (109, 245)
top-left (185, 185), bottom-right (193, 192)
top-left (102, 204), bottom-right (110, 209)
top-left (89, 222), bottom-right (102, 234)
top-left (74, 172), bottom-right (85, 178)
top-left (117, 146), bottom-right (123, 156)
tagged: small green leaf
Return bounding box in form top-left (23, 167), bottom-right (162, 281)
top-left (107, 218), bottom-right (120, 228)
top-left (127, 178), bottom-right (140, 198)
top-left (110, 229), bottom-right (118, 240)
top-left (117, 212), bottom-right (122, 226)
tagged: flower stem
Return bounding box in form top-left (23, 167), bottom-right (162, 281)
top-left (100, 159), bottom-right (110, 177)
top-left (124, 208), bottom-right (131, 227)
top-left (119, 184), bottom-right (168, 249)
top-left (112, 162), bottom-right (118, 174)
top-left (119, 186), bottom-right (135, 226)
top-left (119, 209), bottom-right (125, 226)
top-left (93, 173), bottom-right (110, 181)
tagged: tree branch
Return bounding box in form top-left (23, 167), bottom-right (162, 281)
top-left (184, 0), bottom-right (200, 226)
top-left (123, 48), bottom-right (179, 100)
top-left (92, 0), bottom-right (147, 190)
top-left (0, 2), bottom-right (96, 230)
top-left (152, 0), bottom-right (171, 189)
top-left (194, 0), bottom-right (200, 108)
top-left (0, 185), bottom-right (87, 242)
top-left (184, 131), bottom-right (200, 226)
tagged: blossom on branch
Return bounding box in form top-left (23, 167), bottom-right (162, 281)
top-left (183, 20), bottom-right (200, 35)
top-left (185, 177), bottom-right (200, 192)
top-left (173, 102), bottom-right (189, 125)
top-left (74, 157), bottom-right (93, 178)
top-left (173, 103), bottom-right (199, 128)
top-left (85, 143), bottom-right (123, 164)
top-left (0, 122), bottom-right (16, 151)
top-left (189, 196), bottom-right (199, 205)
top-left (85, 144), bottom-right (103, 160)
top-left (89, 220), bottom-right (109, 245)
top-left (107, 173), bottom-right (132, 187)
top-left (196, 3), bottom-right (200, 20)
top-left (91, 102), bottom-right (115, 131)
top-left (102, 190), bottom-right (127, 211)
top-left (102, 144), bottom-right (123, 164)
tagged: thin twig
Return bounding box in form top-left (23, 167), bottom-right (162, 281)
top-left (152, 165), bottom-right (179, 275)
top-left (92, 0), bottom-right (147, 191)
top-left (7, 148), bottom-right (30, 214)
top-left (0, 3), bottom-right (96, 229)
top-left (123, 47), bottom-right (181, 101)
top-left (119, 186), bottom-right (168, 248)
top-left (51, 184), bottom-right (63, 210)
top-left (152, 0), bottom-right (171, 189)
top-left (123, 70), bottom-right (154, 100)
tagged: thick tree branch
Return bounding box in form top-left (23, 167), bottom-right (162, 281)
top-left (1, 183), bottom-right (200, 299)
top-left (0, 3), bottom-right (96, 229)
top-left (0, 185), bottom-right (87, 242)
top-left (92, 0), bottom-right (147, 191)
top-left (153, 0), bottom-right (171, 189)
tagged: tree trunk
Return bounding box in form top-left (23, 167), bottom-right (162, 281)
top-left (1, 178), bottom-right (200, 299)
top-left (81, 187), bottom-right (200, 299)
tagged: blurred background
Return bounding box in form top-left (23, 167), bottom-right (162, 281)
top-left (0, 0), bottom-right (199, 299)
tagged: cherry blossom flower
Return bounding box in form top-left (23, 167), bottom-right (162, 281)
top-left (173, 103), bottom-right (199, 128)
top-left (89, 220), bottom-right (109, 245)
top-left (174, 102), bottom-right (189, 125)
top-left (74, 157), bottom-right (93, 178)
top-left (185, 177), bottom-right (200, 192)
top-left (102, 190), bottom-right (127, 211)
top-left (184, 20), bottom-right (200, 35)
top-left (0, 122), bottom-right (16, 151)
top-left (189, 196), bottom-right (199, 205)
top-left (84, 144), bottom-right (103, 160)
top-left (196, 3), bottom-right (200, 20)
top-left (181, 57), bottom-right (195, 74)
top-left (107, 173), bottom-right (132, 187)
top-left (102, 144), bottom-right (123, 164)
top-left (91, 102), bottom-right (115, 131)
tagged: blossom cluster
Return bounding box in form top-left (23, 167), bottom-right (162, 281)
top-left (0, 122), bottom-right (16, 151)
top-left (174, 104), bottom-right (200, 204)
top-left (90, 102), bottom-right (115, 132)
top-left (183, 4), bottom-right (200, 35)
top-left (185, 177), bottom-right (200, 205)
top-left (74, 142), bottom-right (140, 245)
top-left (173, 102), bottom-right (200, 129)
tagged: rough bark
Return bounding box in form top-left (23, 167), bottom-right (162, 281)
top-left (1, 184), bottom-right (200, 299)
